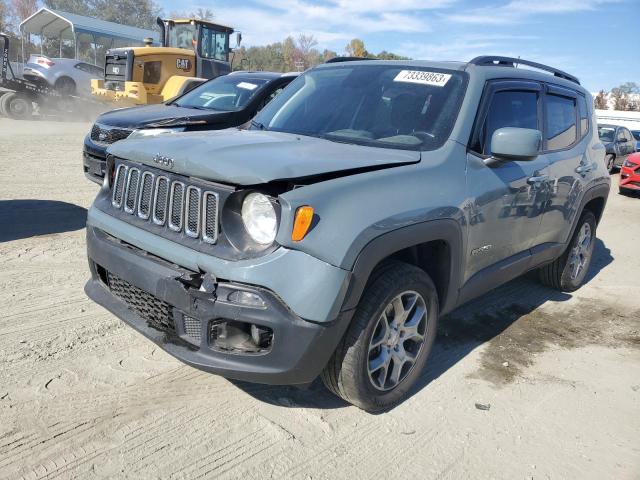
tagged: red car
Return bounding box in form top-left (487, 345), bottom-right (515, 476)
top-left (619, 152), bottom-right (640, 194)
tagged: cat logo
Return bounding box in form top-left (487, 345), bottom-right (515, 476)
top-left (176, 58), bottom-right (191, 71)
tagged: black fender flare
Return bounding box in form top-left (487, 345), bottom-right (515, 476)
top-left (565, 181), bottom-right (610, 243)
top-left (340, 218), bottom-right (464, 316)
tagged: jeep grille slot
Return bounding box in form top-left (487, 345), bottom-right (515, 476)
top-left (169, 181), bottom-right (185, 232)
top-left (202, 191), bottom-right (219, 244)
top-left (109, 162), bottom-right (222, 246)
top-left (124, 168), bottom-right (140, 213)
top-left (112, 164), bottom-right (128, 208)
top-left (185, 186), bottom-right (201, 238)
top-left (153, 176), bottom-right (169, 225)
top-left (137, 172), bottom-right (154, 219)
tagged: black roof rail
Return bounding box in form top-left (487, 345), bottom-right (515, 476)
top-left (468, 56), bottom-right (580, 85)
top-left (325, 56), bottom-right (373, 64)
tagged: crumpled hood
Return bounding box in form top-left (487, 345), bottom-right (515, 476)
top-left (106, 129), bottom-right (421, 185)
top-left (97, 103), bottom-right (233, 129)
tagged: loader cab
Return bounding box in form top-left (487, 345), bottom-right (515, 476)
top-left (92, 18), bottom-right (237, 105)
top-left (161, 19), bottom-right (235, 80)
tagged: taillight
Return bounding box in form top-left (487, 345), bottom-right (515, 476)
top-left (37, 58), bottom-right (55, 67)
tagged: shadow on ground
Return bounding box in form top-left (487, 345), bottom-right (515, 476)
top-left (235, 239), bottom-right (614, 411)
top-left (0, 199), bottom-right (87, 242)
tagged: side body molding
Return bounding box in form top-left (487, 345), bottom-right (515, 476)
top-left (340, 219), bottom-right (464, 316)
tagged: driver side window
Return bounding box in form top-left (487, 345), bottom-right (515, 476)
top-left (475, 90), bottom-right (539, 156)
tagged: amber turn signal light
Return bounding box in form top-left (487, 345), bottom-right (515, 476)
top-left (292, 206), bottom-right (314, 241)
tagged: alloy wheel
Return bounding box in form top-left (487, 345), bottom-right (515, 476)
top-left (568, 222), bottom-right (592, 280)
top-left (367, 291), bottom-right (428, 391)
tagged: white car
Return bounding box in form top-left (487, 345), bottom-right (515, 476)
top-left (22, 55), bottom-right (104, 97)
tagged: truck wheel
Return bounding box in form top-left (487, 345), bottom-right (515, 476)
top-left (3, 93), bottom-right (33, 120)
top-left (0, 92), bottom-right (12, 116)
top-left (605, 154), bottom-right (615, 173)
top-left (321, 261), bottom-right (439, 411)
top-left (538, 210), bottom-right (596, 292)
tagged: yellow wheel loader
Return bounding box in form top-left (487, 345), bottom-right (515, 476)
top-left (91, 18), bottom-right (239, 105)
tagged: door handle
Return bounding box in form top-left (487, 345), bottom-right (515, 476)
top-left (527, 174), bottom-right (549, 185)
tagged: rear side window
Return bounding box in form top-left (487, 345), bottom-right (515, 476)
top-left (578, 95), bottom-right (589, 139)
top-left (478, 90), bottom-right (538, 155)
top-left (546, 94), bottom-right (577, 150)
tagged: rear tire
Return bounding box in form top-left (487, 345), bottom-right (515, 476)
top-left (2, 93), bottom-right (33, 120)
top-left (321, 261), bottom-right (439, 412)
top-left (55, 77), bottom-right (76, 96)
top-left (538, 210), bottom-right (596, 292)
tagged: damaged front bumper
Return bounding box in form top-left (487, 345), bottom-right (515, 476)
top-left (85, 226), bottom-right (352, 385)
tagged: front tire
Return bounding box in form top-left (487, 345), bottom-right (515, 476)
top-left (321, 262), bottom-right (439, 411)
top-left (538, 210), bottom-right (596, 292)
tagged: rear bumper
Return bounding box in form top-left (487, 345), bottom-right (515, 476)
top-left (85, 225), bottom-right (352, 385)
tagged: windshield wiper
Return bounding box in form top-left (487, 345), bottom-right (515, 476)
top-left (251, 119), bottom-right (267, 130)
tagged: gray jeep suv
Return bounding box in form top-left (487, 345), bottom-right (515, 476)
top-left (84, 57), bottom-right (610, 411)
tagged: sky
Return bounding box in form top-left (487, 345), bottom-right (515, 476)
top-left (158, 0), bottom-right (639, 92)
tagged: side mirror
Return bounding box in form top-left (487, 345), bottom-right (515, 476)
top-left (490, 127), bottom-right (542, 162)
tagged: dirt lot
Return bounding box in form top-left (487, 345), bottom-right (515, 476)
top-left (1, 118), bottom-right (639, 479)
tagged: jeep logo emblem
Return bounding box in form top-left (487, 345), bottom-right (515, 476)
top-left (153, 154), bottom-right (174, 169)
top-left (176, 58), bottom-right (191, 71)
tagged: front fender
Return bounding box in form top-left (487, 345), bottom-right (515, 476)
top-left (340, 218), bottom-right (464, 315)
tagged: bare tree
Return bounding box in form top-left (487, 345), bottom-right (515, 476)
top-left (193, 8), bottom-right (214, 21)
top-left (10, 0), bottom-right (37, 22)
top-left (611, 87), bottom-right (629, 111)
top-left (593, 90), bottom-right (608, 110)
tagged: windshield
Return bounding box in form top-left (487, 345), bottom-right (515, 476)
top-left (252, 65), bottom-right (467, 151)
top-left (598, 127), bottom-right (615, 142)
top-left (632, 130), bottom-right (640, 141)
top-left (167, 23), bottom-right (197, 50)
top-left (173, 76), bottom-right (269, 110)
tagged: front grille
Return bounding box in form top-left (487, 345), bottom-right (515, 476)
top-left (111, 162), bottom-right (220, 244)
top-left (183, 315), bottom-right (201, 343)
top-left (106, 271), bottom-right (175, 333)
top-left (104, 54), bottom-right (127, 91)
top-left (91, 123), bottom-right (132, 145)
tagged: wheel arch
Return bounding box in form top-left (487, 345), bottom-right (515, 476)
top-left (564, 182), bottom-right (609, 245)
top-left (340, 219), bottom-right (464, 317)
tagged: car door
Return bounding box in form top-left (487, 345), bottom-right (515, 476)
top-left (465, 80), bottom-right (551, 283)
top-left (537, 85), bottom-right (587, 246)
top-left (621, 127), bottom-right (635, 158)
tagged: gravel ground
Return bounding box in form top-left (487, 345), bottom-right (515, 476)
top-left (0, 118), bottom-right (639, 479)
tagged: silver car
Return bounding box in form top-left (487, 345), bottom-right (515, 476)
top-left (22, 55), bottom-right (103, 97)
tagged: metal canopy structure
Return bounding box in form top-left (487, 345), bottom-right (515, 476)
top-left (19, 8), bottom-right (159, 63)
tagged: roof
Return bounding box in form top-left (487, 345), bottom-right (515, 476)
top-left (20, 8), bottom-right (159, 43)
top-left (228, 71), bottom-right (299, 80)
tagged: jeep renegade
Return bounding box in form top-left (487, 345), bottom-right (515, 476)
top-left (85, 57), bottom-right (610, 411)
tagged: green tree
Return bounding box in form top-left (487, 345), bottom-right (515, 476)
top-left (345, 38), bottom-right (367, 57)
top-left (375, 50), bottom-right (410, 60)
top-left (44, 0), bottom-right (162, 30)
